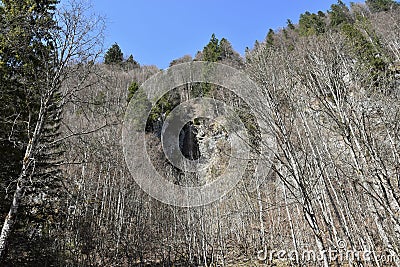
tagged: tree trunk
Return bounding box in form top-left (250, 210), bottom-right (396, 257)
top-left (0, 96), bottom-right (47, 261)
top-left (0, 183), bottom-right (23, 260)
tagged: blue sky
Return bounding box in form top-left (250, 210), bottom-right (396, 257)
top-left (93, 0), bottom-right (353, 69)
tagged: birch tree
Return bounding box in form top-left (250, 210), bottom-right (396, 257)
top-left (0, 0), bottom-right (104, 263)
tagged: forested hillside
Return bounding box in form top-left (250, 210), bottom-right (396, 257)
top-left (1, 0), bottom-right (400, 266)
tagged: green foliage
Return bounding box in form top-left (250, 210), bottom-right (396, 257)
top-left (194, 35), bottom-right (243, 97)
top-left (329, 0), bottom-right (352, 27)
top-left (128, 89), bottom-right (153, 132)
top-left (147, 34), bottom-right (242, 133)
top-left (366, 0), bottom-right (399, 12)
top-left (201, 34), bottom-right (242, 67)
top-left (0, 0), bottom-right (60, 195)
top-left (104, 43), bottom-right (123, 65)
top-left (0, 0), bottom-right (64, 264)
top-left (127, 81), bottom-right (140, 103)
top-left (286, 19), bottom-right (295, 30)
top-left (341, 22), bottom-right (387, 84)
top-left (299, 11), bottom-right (326, 36)
top-left (147, 90), bottom-right (180, 131)
top-left (125, 54), bottom-right (140, 68)
top-left (266, 29), bottom-right (275, 47)
top-left (202, 33), bottom-right (221, 62)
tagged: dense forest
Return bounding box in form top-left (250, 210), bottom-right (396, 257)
top-left (1, 0), bottom-right (400, 266)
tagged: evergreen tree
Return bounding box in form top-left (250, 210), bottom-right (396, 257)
top-left (197, 34), bottom-right (242, 65)
top-left (299, 11), bottom-right (327, 36)
top-left (341, 22), bottom-right (387, 85)
top-left (0, 0), bottom-right (64, 264)
top-left (202, 33), bottom-right (221, 62)
top-left (329, 0), bottom-right (352, 27)
top-left (104, 43), bottom-right (124, 65)
top-left (266, 29), bottom-right (275, 47)
top-left (125, 54), bottom-right (140, 69)
top-left (366, 0), bottom-right (399, 12)
top-left (286, 19), bottom-right (295, 30)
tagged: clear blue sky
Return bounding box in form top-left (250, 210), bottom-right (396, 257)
top-left (93, 0), bottom-right (353, 69)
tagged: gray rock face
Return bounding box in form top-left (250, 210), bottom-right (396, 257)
top-left (194, 120), bottom-right (230, 184)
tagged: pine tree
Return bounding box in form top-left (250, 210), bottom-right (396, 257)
top-left (329, 0), bottom-right (352, 27)
top-left (286, 19), bottom-right (295, 30)
top-left (126, 54), bottom-right (140, 68)
top-left (202, 33), bottom-right (221, 62)
top-left (341, 22), bottom-right (387, 85)
top-left (266, 29), bottom-right (275, 47)
top-left (0, 0), bottom-right (64, 264)
top-left (299, 11), bottom-right (327, 36)
top-left (104, 43), bottom-right (124, 65)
